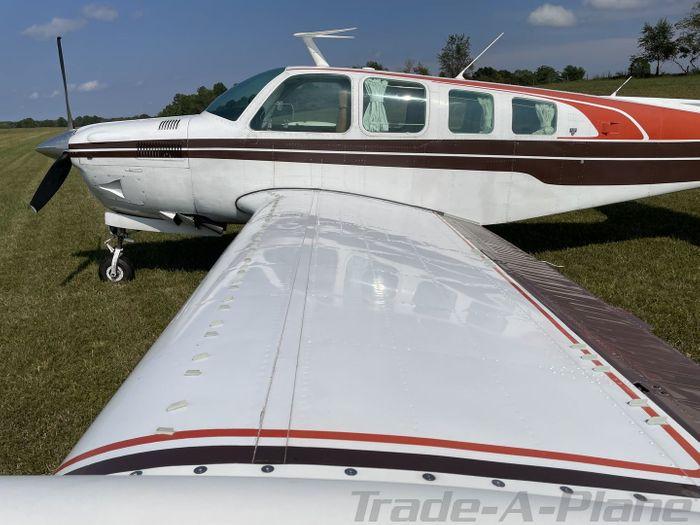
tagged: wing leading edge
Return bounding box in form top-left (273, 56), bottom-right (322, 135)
top-left (53, 190), bottom-right (699, 501)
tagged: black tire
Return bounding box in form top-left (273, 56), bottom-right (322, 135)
top-left (98, 254), bottom-right (135, 282)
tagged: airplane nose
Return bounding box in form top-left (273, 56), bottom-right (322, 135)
top-left (36, 129), bottom-right (75, 160)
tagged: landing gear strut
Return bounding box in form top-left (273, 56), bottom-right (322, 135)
top-left (99, 227), bottom-right (135, 283)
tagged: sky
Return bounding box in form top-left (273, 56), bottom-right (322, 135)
top-left (1, 0), bottom-right (697, 121)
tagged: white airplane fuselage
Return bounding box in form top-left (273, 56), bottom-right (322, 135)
top-left (66, 67), bottom-right (700, 233)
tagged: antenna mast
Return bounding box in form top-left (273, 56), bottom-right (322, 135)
top-left (611, 76), bottom-right (633, 97)
top-left (56, 37), bottom-right (74, 130)
top-left (456, 32), bottom-right (504, 79)
top-left (293, 27), bottom-right (356, 67)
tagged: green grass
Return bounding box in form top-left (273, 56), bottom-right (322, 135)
top-left (0, 128), bottom-right (238, 474)
top-left (539, 73), bottom-right (700, 98)
top-left (0, 127), bottom-right (697, 475)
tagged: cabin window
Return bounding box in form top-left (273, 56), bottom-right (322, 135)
top-left (362, 77), bottom-right (426, 133)
top-left (512, 98), bottom-right (557, 135)
top-left (207, 68), bottom-right (285, 121)
top-left (448, 90), bottom-right (494, 134)
top-left (250, 74), bottom-right (351, 132)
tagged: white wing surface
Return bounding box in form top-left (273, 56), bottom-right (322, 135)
top-left (53, 191), bottom-right (699, 502)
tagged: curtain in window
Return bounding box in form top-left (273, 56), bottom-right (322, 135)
top-left (363, 78), bottom-right (389, 132)
top-left (477, 95), bottom-right (494, 133)
top-left (533, 103), bottom-right (556, 135)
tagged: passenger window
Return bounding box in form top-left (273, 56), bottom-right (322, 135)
top-left (362, 77), bottom-right (426, 133)
top-left (449, 90), bottom-right (494, 134)
top-left (512, 98), bottom-right (557, 135)
top-left (250, 74), bottom-right (351, 132)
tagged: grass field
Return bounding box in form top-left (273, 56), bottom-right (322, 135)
top-left (540, 72), bottom-right (700, 98)
top-left (0, 129), bottom-right (239, 474)
top-left (0, 89), bottom-right (698, 475)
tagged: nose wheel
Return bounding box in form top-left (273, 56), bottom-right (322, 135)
top-left (99, 228), bottom-right (135, 283)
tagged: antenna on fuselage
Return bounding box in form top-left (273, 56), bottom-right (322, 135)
top-left (456, 32), bottom-right (504, 79)
top-left (610, 76), bottom-right (633, 97)
top-left (56, 37), bottom-right (74, 130)
top-left (293, 27), bottom-right (356, 67)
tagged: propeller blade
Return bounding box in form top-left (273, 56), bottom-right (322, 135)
top-left (29, 153), bottom-right (72, 213)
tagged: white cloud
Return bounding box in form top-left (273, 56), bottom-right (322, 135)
top-left (22, 17), bottom-right (86, 40)
top-left (50, 90), bottom-right (61, 98)
top-left (528, 4), bottom-right (577, 27)
top-left (585, 0), bottom-right (651, 9)
top-left (82, 4), bottom-right (118, 22)
top-left (28, 92), bottom-right (39, 100)
top-left (76, 80), bottom-right (107, 92)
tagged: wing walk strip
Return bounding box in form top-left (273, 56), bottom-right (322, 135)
top-left (494, 264), bottom-right (700, 470)
top-left (441, 214), bottom-right (700, 475)
top-left (55, 193), bottom-right (700, 498)
top-left (446, 216), bottom-right (700, 441)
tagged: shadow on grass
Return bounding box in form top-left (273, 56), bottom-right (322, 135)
top-left (489, 201), bottom-right (700, 254)
top-left (63, 232), bottom-right (238, 285)
top-left (61, 200), bottom-right (697, 284)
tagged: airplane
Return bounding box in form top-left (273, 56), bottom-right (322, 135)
top-left (3, 29), bottom-right (699, 522)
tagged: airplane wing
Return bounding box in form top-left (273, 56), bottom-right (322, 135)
top-left (5, 190), bottom-right (700, 522)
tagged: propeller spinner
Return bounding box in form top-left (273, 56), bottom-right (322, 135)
top-left (30, 36), bottom-right (76, 213)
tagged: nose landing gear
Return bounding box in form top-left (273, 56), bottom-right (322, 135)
top-left (99, 227), bottom-right (135, 283)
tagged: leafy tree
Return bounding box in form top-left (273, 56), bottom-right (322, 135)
top-left (364, 60), bottom-right (387, 71)
top-left (497, 69), bottom-right (516, 84)
top-left (561, 65), bottom-right (586, 81)
top-left (16, 118), bottom-right (37, 128)
top-left (674, 3), bottom-right (700, 73)
top-left (402, 59), bottom-right (430, 75)
top-left (74, 115), bottom-right (105, 127)
top-left (472, 66), bottom-right (500, 82)
top-left (159, 82), bottom-right (228, 117)
top-left (438, 34), bottom-right (472, 77)
top-left (534, 65), bottom-right (560, 84)
top-left (638, 18), bottom-right (677, 75)
top-left (412, 63), bottom-right (431, 75)
top-left (628, 56), bottom-right (652, 77)
top-left (513, 69), bottom-right (536, 86)
top-left (471, 67), bottom-right (543, 86)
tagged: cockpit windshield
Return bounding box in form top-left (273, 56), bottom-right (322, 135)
top-left (206, 68), bottom-right (285, 121)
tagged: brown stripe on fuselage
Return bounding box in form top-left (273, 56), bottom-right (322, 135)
top-left (68, 139), bottom-right (700, 185)
top-left (69, 138), bottom-right (700, 157)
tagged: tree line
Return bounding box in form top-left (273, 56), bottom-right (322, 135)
top-left (1, 81), bottom-right (229, 128)
top-left (358, 34), bottom-right (586, 86)
top-left (0, 114), bottom-right (151, 129)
